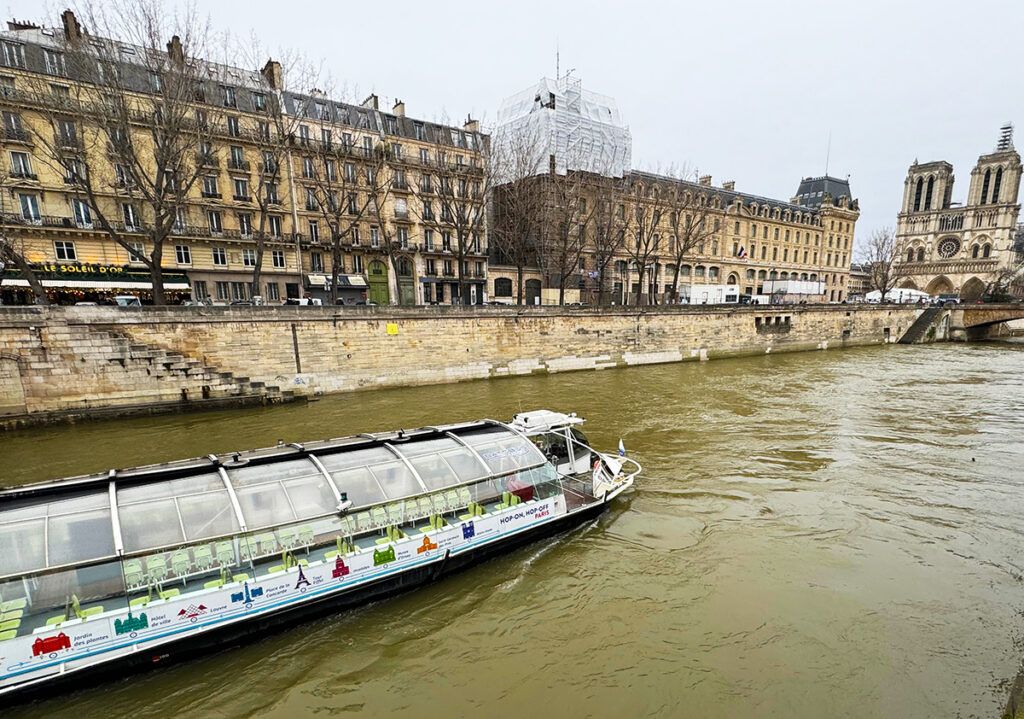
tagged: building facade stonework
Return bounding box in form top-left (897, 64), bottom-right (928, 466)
top-left (894, 128), bottom-right (1023, 299)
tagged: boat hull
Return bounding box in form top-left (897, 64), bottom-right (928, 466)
top-left (5, 500), bottom-right (607, 705)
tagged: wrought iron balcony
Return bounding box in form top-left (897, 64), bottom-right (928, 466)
top-left (227, 159), bottom-right (251, 172)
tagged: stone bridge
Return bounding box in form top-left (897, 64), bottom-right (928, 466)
top-left (950, 303), bottom-right (1024, 339)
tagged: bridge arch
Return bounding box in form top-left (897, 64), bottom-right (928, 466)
top-left (925, 276), bottom-right (954, 295)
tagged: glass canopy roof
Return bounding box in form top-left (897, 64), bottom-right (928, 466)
top-left (0, 425), bottom-right (547, 578)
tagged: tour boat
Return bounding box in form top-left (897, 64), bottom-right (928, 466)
top-left (0, 410), bottom-right (638, 701)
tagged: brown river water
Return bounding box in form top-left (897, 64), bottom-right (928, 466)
top-left (2, 342), bottom-right (1024, 718)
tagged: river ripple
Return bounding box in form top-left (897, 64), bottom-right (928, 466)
top-left (3, 342), bottom-right (1024, 718)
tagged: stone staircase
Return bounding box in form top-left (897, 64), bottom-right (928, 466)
top-left (897, 306), bottom-right (944, 344)
top-left (67, 323), bottom-right (295, 407)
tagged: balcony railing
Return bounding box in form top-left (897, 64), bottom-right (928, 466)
top-left (227, 159), bottom-right (251, 172)
top-left (233, 194), bottom-right (252, 202)
top-left (9, 170), bottom-right (37, 181)
top-left (196, 153), bottom-right (219, 168)
top-left (201, 191), bottom-right (222, 199)
top-left (1, 127), bottom-right (31, 143)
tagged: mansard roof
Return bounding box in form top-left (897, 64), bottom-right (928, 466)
top-left (793, 175), bottom-right (854, 209)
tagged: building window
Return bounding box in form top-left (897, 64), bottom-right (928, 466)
top-left (272, 249), bottom-right (286, 268)
top-left (212, 247), bottom-right (227, 266)
top-left (216, 281), bottom-right (230, 300)
top-left (54, 240), bottom-right (76, 261)
top-left (233, 178), bottom-right (249, 200)
top-left (242, 248), bottom-right (256, 267)
top-left (252, 93), bottom-right (266, 111)
top-left (309, 220), bottom-right (319, 242)
top-left (310, 251), bottom-right (324, 272)
top-left (353, 254), bottom-right (363, 273)
top-left (17, 193), bottom-right (39, 222)
top-left (268, 215), bottom-right (282, 238)
top-left (397, 227), bottom-right (409, 248)
top-left (227, 115), bottom-right (240, 137)
top-left (71, 198), bottom-right (91, 227)
top-left (1, 42), bottom-right (25, 68)
top-left (370, 226), bottom-right (380, 247)
top-left (175, 245), bottom-right (192, 265)
top-left (222, 86), bottom-right (236, 108)
top-left (9, 150), bottom-right (31, 177)
top-left (122, 203), bottom-right (140, 229)
top-left (193, 280), bottom-right (208, 300)
top-left (265, 282), bottom-right (280, 300)
top-left (208, 210), bottom-right (223, 234)
top-left (231, 282), bottom-right (247, 301)
top-left (129, 242), bottom-right (146, 264)
top-left (238, 213), bottom-right (253, 237)
top-left (43, 49), bottom-right (66, 76)
top-left (425, 258), bottom-right (436, 275)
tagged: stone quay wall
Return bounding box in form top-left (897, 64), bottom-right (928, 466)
top-left (0, 304), bottom-right (923, 426)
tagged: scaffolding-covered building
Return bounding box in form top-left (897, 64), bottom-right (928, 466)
top-left (496, 75), bottom-right (631, 178)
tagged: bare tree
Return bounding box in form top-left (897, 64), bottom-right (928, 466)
top-left (27, 2), bottom-right (222, 305)
top-left (489, 123), bottom-right (546, 304)
top-left (414, 121), bottom-right (491, 305)
top-left (858, 226), bottom-right (908, 300)
top-left (623, 174), bottom-right (670, 306)
top-left (0, 163), bottom-right (48, 303)
top-left (664, 178), bottom-right (721, 303)
top-left (589, 174), bottom-right (627, 306)
top-left (230, 45), bottom-right (318, 301)
top-left (539, 169), bottom-right (595, 305)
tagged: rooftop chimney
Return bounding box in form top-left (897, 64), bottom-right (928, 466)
top-left (61, 10), bottom-right (82, 41)
top-left (464, 116), bottom-right (480, 133)
top-left (721, 180), bottom-right (735, 191)
top-left (361, 93), bottom-right (379, 110)
top-left (166, 35), bottom-right (184, 65)
top-left (261, 59), bottom-right (282, 90)
top-left (393, 99), bottom-right (405, 117)
top-left (699, 175), bottom-right (712, 186)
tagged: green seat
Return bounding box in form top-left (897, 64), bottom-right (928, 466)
top-left (420, 514), bottom-right (446, 533)
top-left (215, 541), bottom-right (235, 566)
top-left (351, 512), bottom-right (371, 532)
top-left (457, 487), bottom-right (472, 507)
top-left (129, 596), bottom-right (149, 609)
top-left (123, 559), bottom-right (145, 588)
top-left (158, 589), bottom-right (180, 601)
top-left (240, 540), bottom-right (257, 562)
top-left (46, 615), bottom-right (66, 627)
top-left (267, 564), bottom-right (285, 574)
top-left (431, 493), bottom-right (449, 515)
top-left (193, 546), bottom-right (215, 571)
top-left (145, 555), bottom-right (168, 584)
top-left (324, 550), bottom-right (340, 560)
top-left (0, 609), bottom-right (23, 621)
top-left (444, 490), bottom-right (461, 513)
top-left (278, 527), bottom-right (298, 550)
top-left (232, 573), bottom-right (251, 583)
top-left (258, 533), bottom-right (278, 555)
top-left (459, 502), bottom-right (480, 521)
top-left (0, 630), bottom-right (16, 641)
top-left (370, 506), bottom-right (388, 529)
top-left (0, 618), bottom-right (20, 632)
top-left (171, 550), bottom-right (191, 581)
top-left (387, 502), bottom-right (404, 526)
top-left (1, 597), bottom-right (27, 612)
top-left (204, 579), bottom-right (225, 590)
top-left (417, 497), bottom-right (433, 519)
top-left (298, 525), bottom-right (315, 546)
top-left (496, 491), bottom-right (513, 510)
top-left (80, 605), bottom-right (104, 618)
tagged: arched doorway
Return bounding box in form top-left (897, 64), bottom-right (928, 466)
top-left (960, 277), bottom-right (986, 302)
top-left (524, 279), bottom-right (541, 306)
top-left (899, 279), bottom-right (919, 290)
top-left (727, 273), bottom-right (739, 285)
top-left (0, 356), bottom-right (26, 416)
top-left (925, 275), bottom-right (954, 296)
top-left (367, 260), bottom-right (390, 305)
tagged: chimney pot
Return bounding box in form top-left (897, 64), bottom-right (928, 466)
top-left (61, 9), bottom-right (82, 41)
top-left (361, 93), bottom-right (379, 110)
top-left (393, 100), bottom-right (405, 117)
top-left (464, 116), bottom-right (480, 133)
top-left (722, 180), bottom-right (735, 191)
top-left (699, 175), bottom-right (712, 186)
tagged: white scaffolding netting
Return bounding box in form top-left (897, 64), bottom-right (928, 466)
top-left (496, 75), bottom-right (632, 179)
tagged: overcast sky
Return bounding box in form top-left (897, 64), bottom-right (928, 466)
top-left (10, 0), bottom-right (1024, 249)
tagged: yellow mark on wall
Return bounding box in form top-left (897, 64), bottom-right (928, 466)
top-left (386, 323), bottom-right (399, 335)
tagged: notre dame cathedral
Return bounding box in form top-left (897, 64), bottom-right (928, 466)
top-left (895, 125), bottom-right (1023, 299)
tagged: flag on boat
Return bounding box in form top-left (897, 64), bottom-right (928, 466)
top-left (618, 439), bottom-right (626, 457)
top-left (736, 246), bottom-right (747, 259)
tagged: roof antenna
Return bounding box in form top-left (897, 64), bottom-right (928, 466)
top-left (556, 40), bottom-right (560, 81)
top-left (825, 130), bottom-right (832, 177)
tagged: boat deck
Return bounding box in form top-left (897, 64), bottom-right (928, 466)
top-left (7, 488), bottom-right (596, 640)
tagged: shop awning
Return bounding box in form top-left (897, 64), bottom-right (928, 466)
top-left (338, 274), bottom-right (367, 288)
top-left (305, 273), bottom-right (329, 288)
top-left (0, 278), bottom-right (190, 290)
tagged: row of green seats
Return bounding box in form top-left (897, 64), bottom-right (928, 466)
top-left (349, 488), bottom-right (474, 534)
top-left (496, 492), bottom-right (522, 510)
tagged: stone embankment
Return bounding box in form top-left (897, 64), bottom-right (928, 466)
top-left (0, 303), bottom-right (925, 428)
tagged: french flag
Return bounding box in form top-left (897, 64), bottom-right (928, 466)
top-left (618, 439), bottom-right (626, 457)
top-left (736, 246), bottom-right (747, 259)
